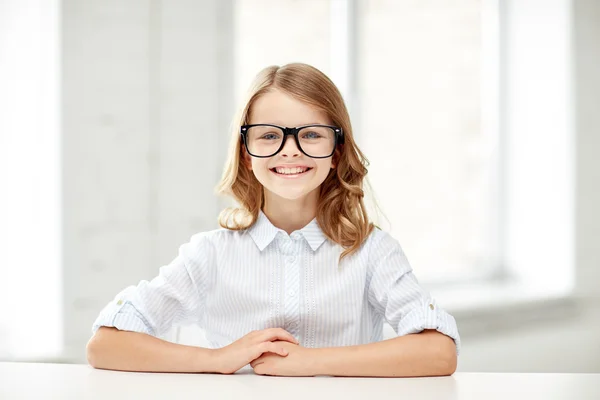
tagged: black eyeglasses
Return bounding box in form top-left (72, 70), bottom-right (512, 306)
top-left (240, 124), bottom-right (344, 158)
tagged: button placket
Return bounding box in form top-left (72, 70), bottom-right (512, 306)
top-left (279, 235), bottom-right (301, 336)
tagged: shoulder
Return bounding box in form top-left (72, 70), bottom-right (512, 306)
top-left (363, 226), bottom-right (409, 268)
top-left (177, 227), bottom-right (247, 269)
top-left (364, 226), bottom-right (401, 254)
top-left (186, 226), bottom-right (253, 252)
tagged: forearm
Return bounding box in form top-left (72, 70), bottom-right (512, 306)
top-left (311, 330), bottom-right (457, 377)
top-left (86, 327), bottom-right (217, 373)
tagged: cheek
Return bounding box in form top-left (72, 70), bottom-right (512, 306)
top-left (307, 161), bottom-right (334, 187)
top-left (250, 159), bottom-right (270, 179)
top-left (315, 166), bottom-right (331, 181)
top-left (316, 160), bottom-right (334, 175)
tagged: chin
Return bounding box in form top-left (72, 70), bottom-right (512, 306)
top-left (271, 189), bottom-right (310, 201)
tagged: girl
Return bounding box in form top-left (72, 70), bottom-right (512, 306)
top-left (87, 63), bottom-right (460, 377)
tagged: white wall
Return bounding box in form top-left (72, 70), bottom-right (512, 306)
top-left (456, 303), bottom-right (600, 372)
top-left (61, 0), bottom-right (233, 359)
top-left (573, 0), bottom-right (600, 301)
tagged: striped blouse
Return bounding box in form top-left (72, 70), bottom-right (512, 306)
top-left (92, 210), bottom-right (461, 354)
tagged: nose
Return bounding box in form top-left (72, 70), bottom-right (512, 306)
top-left (280, 134), bottom-right (301, 157)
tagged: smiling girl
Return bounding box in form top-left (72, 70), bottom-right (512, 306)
top-left (87, 63), bottom-right (460, 377)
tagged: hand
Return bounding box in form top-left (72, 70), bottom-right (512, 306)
top-left (250, 341), bottom-right (317, 377)
top-left (212, 328), bottom-right (299, 374)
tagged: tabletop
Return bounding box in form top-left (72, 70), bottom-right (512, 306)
top-left (0, 362), bottom-right (598, 400)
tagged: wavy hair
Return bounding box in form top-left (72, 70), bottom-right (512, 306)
top-left (216, 63), bottom-right (375, 261)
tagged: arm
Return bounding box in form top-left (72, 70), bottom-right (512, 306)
top-left (87, 233), bottom-right (212, 371)
top-left (363, 230), bottom-right (460, 376)
top-left (89, 234), bottom-right (301, 375)
top-left (86, 327), bottom-right (217, 373)
top-left (88, 326), bottom-right (300, 374)
top-left (251, 330), bottom-right (456, 377)
top-left (310, 329), bottom-right (457, 377)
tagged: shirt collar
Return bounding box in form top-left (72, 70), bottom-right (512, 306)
top-left (248, 210), bottom-right (327, 252)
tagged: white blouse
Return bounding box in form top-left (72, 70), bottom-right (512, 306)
top-left (93, 211), bottom-right (461, 354)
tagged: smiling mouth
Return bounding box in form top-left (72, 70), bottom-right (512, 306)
top-left (270, 167), bottom-right (313, 176)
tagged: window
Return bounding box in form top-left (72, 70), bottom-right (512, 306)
top-left (358, 0), bottom-right (497, 284)
top-left (234, 0), bottom-right (333, 103)
top-left (0, 0), bottom-right (61, 359)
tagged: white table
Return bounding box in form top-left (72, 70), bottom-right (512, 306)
top-left (0, 362), bottom-right (598, 400)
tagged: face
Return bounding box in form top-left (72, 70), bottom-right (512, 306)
top-left (243, 89), bottom-right (336, 201)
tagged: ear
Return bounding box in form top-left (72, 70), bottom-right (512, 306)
top-left (331, 148), bottom-right (341, 169)
top-left (242, 149), bottom-right (252, 170)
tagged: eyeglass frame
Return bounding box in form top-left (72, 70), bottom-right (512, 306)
top-left (240, 124), bottom-right (344, 159)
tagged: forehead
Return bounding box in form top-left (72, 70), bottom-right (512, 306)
top-left (249, 89), bottom-right (330, 126)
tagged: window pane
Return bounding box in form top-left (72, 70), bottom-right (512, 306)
top-left (234, 0), bottom-right (331, 102)
top-left (359, 0), bottom-right (496, 283)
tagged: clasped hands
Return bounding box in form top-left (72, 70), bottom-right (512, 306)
top-left (212, 328), bottom-right (317, 377)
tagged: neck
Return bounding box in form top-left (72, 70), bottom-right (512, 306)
top-left (262, 189), bottom-right (319, 235)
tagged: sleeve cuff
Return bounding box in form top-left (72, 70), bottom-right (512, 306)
top-left (92, 301), bottom-right (154, 336)
top-left (395, 303), bottom-right (461, 355)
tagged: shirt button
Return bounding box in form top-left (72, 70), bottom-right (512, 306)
top-left (286, 256), bottom-right (295, 263)
top-left (429, 303), bottom-right (435, 310)
top-left (288, 289), bottom-right (296, 297)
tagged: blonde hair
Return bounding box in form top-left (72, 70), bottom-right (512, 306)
top-left (216, 63), bottom-right (375, 260)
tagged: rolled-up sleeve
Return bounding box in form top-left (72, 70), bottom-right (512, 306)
top-left (367, 230), bottom-right (461, 355)
top-left (91, 232), bottom-right (212, 337)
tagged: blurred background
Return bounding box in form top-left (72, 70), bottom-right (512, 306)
top-left (0, 0), bottom-right (598, 372)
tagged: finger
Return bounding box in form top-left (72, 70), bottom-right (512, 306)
top-left (257, 328), bottom-right (299, 344)
top-left (250, 357), bottom-right (263, 368)
top-left (256, 341), bottom-right (289, 358)
top-left (252, 361), bottom-right (265, 369)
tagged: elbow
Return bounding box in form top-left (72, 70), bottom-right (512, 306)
top-left (443, 348), bottom-right (458, 375)
top-left (86, 334), bottom-right (100, 368)
top-left (86, 327), bottom-right (115, 369)
top-left (425, 331), bottom-right (458, 376)
top-left (430, 347), bottom-right (457, 377)
top-left (86, 330), bottom-right (107, 369)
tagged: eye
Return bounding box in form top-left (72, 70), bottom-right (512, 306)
top-left (302, 131), bottom-right (322, 139)
top-left (260, 133), bottom-right (281, 140)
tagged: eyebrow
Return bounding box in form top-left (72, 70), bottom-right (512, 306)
top-left (250, 122), bottom-right (330, 126)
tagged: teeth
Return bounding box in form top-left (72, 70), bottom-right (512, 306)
top-left (275, 167), bottom-right (308, 175)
